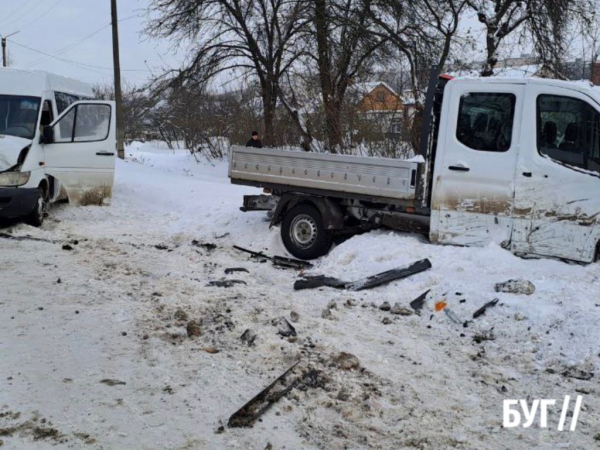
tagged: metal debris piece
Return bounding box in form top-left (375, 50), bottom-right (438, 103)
top-left (225, 267), bottom-right (250, 275)
top-left (207, 280), bottom-right (247, 288)
top-left (294, 259), bottom-right (432, 291)
top-left (233, 245), bottom-right (312, 270)
top-left (228, 362), bottom-right (303, 428)
top-left (473, 298), bottom-right (500, 319)
top-left (410, 289), bottom-right (431, 311)
top-left (100, 379), bottom-right (126, 386)
top-left (192, 240), bottom-right (217, 251)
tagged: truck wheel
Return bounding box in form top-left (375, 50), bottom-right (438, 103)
top-left (26, 190), bottom-right (47, 227)
top-left (281, 204), bottom-right (333, 260)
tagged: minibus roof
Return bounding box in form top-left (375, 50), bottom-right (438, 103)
top-left (0, 68), bottom-right (93, 98)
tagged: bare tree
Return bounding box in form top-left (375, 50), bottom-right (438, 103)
top-left (147, 0), bottom-right (311, 147)
top-left (366, 0), bottom-right (466, 151)
top-left (311, 0), bottom-right (388, 152)
top-left (466, 0), bottom-right (575, 77)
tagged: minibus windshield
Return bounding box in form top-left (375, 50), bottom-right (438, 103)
top-left (0, 95), bottom-right (41, 140)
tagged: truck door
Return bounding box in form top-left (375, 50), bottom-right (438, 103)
top-left (511, 84), bottom-right (600, 263)
top-left (431, 82), bottom-right (525, 247)
top-left (43, 101), bottom-right (116, 205)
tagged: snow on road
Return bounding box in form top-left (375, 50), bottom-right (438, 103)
top-left (0, 143), bottom-right (599, 449)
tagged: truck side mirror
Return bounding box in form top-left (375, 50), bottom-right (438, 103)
top-left (42, 126), bottom-right (54, 144)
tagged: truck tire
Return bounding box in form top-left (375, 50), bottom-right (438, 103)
top-left (26, 190), bottom-right (46, 227)
top-left (281, 204), bottom-right (333, 260)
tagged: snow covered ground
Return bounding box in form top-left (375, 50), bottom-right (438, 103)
top-left (0, 142), bottom-right (599, 449)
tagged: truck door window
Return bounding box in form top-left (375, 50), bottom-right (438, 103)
top-left (537, 95), bottom-right (600, 171)
top-left (456, 93), bottom-right (516, 152)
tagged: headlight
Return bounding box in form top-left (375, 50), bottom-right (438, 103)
top-left (0, 171), bottom-right (31, 187)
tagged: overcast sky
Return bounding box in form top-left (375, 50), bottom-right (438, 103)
top-left (0, 1), bottom-right (530, 91)
top-left (1, 0), bottom-right (179, 87)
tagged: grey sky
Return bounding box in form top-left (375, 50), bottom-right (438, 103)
top-left (0, 1), bottom-right (537, 90)
top-left (1, 0), bottom-right (179, 87)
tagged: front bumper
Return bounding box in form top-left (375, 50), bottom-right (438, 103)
top-left (0, 188), bottom-right (40, 220)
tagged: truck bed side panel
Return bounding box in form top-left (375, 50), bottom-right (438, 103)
top-left (229, 146), bottom-right (420, 200)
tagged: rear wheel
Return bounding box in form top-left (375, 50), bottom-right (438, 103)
top-left (281, 204), bottom-right (333, 260)
top-left (26, 189), bottom-right (47, 227)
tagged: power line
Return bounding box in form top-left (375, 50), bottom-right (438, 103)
top-left (17, 0), bottom-right (66, 33)
top-left (0, 0), bottom-right (42, 30)
top-left (26, 14), bottom-right (140, 68)
top-left (9, 39), bottom-right (150, 73)
top-left (26, 24), bottom-right (112, 67)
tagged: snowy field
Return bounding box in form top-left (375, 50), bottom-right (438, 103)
top-left (1, 142), bottom-right (599, 449)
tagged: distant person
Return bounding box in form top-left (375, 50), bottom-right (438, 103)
top-left (246, 131), bottom-right (263, 148)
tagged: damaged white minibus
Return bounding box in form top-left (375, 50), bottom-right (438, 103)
top-left (0, 68), bottom-right (116, 226)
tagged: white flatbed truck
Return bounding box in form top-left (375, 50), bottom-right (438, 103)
top-left (229, 73), bottom-right (600, 264)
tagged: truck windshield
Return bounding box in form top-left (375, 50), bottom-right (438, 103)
top-left (0, 95), bottom-right (41, 140)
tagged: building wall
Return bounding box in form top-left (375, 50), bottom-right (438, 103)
top-left (356, 84), bottom-right (403, 112)
top-left (592, 62), bottom-right (600, 86)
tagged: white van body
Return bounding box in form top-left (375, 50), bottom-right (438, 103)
top-left (230, 77), bottom-right (600, 263)
top-left (0, 68), bottom-right (116, 224)
top-left (429, 77), bottom-right (600, 263)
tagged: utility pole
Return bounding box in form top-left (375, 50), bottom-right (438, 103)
top-left (111, 0), bottom-right (125, 159)
top-left (2, 31), bottom-right (19, 67)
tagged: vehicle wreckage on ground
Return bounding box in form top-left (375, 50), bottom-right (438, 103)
top-left (230, 73), bottom-right (600, 264)
top-left (0, 68), bottom-right (116, 226)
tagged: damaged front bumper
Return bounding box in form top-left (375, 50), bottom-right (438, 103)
top-left (0, 187), bottom-right (39, 220)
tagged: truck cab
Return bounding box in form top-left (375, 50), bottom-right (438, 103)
top-left (0, 68), bottom-right (116, 225)
top-left (230, 75), bottom-right (600, 264)
top-left (430, 77), bottom-right (600, 263)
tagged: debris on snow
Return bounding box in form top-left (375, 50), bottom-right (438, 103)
top-left (379, 301), bottom-right (391, 311)
top-left (473, 331), bottom-right (496, 343)
top-left (390, 303), bottom-right (413, 316)
top-left (321, 308), bottom-right (334, 320)
top-left (192, 240), bottom-right (217, 252)
top-left (228, 361), bottom-right (304, 428)
top-left (275, 317), bottom-right (297, 337)
top-left (224, 267), bottom-right (249, 275)
top-left (410, 290), bottom-right (431, 311)
top-left (444, 308), bottom-right (462, 324)
top-left (173, 309), bottom-right (188, 322)
top-left (562, 366), bottom-right (594, 381)
top-left (345, 298), bottom-right (357, 307)
top-left (294, 259), bottom-right (432, 291)
top-left (289, 311), bottom-right (300, 322)
top-left (240, 329), bottom-right (257, 346)
top-left (495, 279), bottom-right (536, 295)
top-left (473, 298), bottom-right (500, 319)
top-left (100, 379), bottom-right (126, 386)
top-left (207, 280), bottom-right (247, 288)
top-left (186, 320), bottom-right (202, 337)
top-left (332, 352), bottom-right (361, 371)
top-left (434, 300), bottom-right (447, 312)
top-left (233, 245), bottom-right (312, 270)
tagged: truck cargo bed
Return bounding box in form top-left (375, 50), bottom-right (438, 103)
top-left (228, 146), bottom-right (420, 200)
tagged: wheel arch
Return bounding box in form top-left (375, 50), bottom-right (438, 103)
top-left (270, 193), bottom-right (344, 230)
top-left (37, 178), bottom-right (49, 199)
